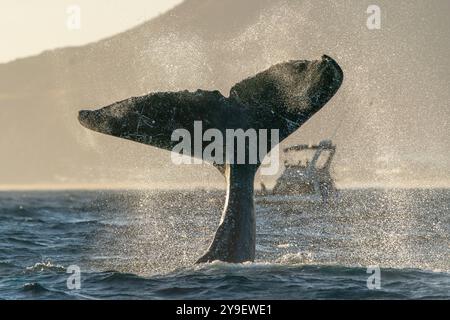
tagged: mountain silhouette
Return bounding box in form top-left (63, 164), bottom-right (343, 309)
top-left (0, 0), bottom-right (449, 188)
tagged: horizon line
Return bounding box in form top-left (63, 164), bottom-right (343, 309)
top-left (0, 182), bottom-right (449, 192)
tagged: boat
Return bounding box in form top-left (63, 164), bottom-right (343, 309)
top-left (256, 139), bottom-right (338, 205)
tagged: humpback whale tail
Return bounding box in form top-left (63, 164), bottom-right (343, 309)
top-left (78, 55), bottom-right (343, 264)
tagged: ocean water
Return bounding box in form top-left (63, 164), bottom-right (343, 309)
top-left (0, 189), bottom-right (448, 300)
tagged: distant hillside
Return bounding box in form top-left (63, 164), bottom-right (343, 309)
top-left (0, 0), bottom-right (449, 188)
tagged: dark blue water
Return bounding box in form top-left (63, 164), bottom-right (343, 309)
top-left (0, 189), bottom-right (449, 299)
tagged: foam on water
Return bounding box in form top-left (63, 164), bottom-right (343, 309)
top-left (26, 261), bottom-right (66, 273)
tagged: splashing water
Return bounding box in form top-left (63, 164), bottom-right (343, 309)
top-left (0, 189), bottom-right (448, 299)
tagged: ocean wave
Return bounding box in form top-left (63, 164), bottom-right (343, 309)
top-left (21, 282), bottom-right (74, 299)
top-left (0, 260), bottom-right (20, 275)
top-left (25, 261), bottom-right (66, 272)
top-left (0, 261), bottom-right (17, 268)
top-left (8, 263), bottom-right (449, 300)
top-left (1, 189), bottom-right (448, 299)
top-left (5, 237), bottom-right (46, 247)
top-left (95, 271), bottom-right (142, 282)
top-left (22, 282), bottom-right (51, 293)
top-left (185, 253), bottom-right (317, 273)
top-left (276, 252), bottom-right (316, 265)
top-left (48, 219), bottom-right (99, 230)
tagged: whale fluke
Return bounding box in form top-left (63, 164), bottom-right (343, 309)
top-left (78, 55), bottom-right (343, 264)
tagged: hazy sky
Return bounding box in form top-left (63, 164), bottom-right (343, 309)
top-left (0, 0), bottom-right (183, 63)
top-left (1, 0), bottom-right (449, 189)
